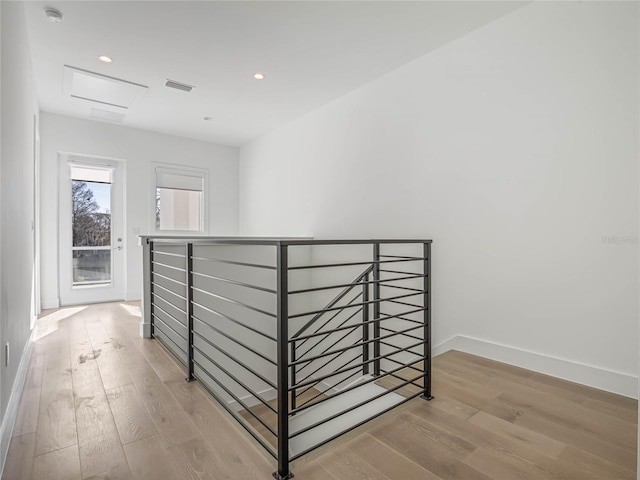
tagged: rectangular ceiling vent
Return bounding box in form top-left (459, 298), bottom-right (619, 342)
top-left (165, 80), bottom-right (194, 92)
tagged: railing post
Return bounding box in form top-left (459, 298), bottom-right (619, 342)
top-left (372, 243), bottom-right (381, 377)
top-left (362, 273), bottom-right (370, 375)
top-left (186, 242), bottom-right (195, 382)
top-left (422, 242), bottom-right (433, 400)
top-left (275, 244), bottom-right (293, 480)
top-left (142, 239), bottom-right (154, 339)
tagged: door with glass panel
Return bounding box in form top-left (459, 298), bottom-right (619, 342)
top-left (59, 156), bottom-right (125, 305)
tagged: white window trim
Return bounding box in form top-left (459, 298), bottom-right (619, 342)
top-left (150, 162), bottom-right (209, 235)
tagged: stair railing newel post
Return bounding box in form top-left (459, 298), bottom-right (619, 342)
top-left (422, 241), bottom-right (433, 400)
top-left (186, 242), bottom-right (195, 382)
top-left (147, 240), bottom-right (155, 339)
top-left (275, 243), bottom-right (293, 480)
top-left (372, 242), bottom-right (381, 377)
top-left (362, 272), bottom-right (370, 375)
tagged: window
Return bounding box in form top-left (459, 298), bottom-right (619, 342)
top-left (70, 165), bottom-right (113, 286)
top-left (155, 167), bottom-right (205, 232)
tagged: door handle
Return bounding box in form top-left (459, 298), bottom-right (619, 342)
top-left (114, 246), bottom-right (123, 251)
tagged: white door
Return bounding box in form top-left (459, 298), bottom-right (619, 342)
top-left (59, 155), bottom-right (125, 305)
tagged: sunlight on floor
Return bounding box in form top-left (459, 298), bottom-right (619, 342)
top-left (119, 302), bottom-right (141, 318)
top-left (35, 306), bottom-right (87, 341)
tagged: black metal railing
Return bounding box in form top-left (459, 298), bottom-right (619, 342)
top-left (141, 237), bottom-right (432, 480)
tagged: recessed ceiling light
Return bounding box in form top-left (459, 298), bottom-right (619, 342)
top-left (99, 55), bottom-right (113, 63)
top-left (44, 8), bottom-right (64, 23)
top-left (254, 72), bottom-right (265, 80)
top-left (204, 116), bottom-right (212, 121)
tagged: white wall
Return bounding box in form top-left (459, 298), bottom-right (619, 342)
top-left (239, 2), bottom-right (639, 396)
top-left (0, 0), bottom-right (39, 465)
top-left (40, 112), bottom-right (239, 308)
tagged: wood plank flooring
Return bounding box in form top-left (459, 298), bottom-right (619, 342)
top-left (2, 301), bottom-right (637, 479)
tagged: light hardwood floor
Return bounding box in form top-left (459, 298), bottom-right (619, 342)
top-left (2, 301), bottom-right (637, 480)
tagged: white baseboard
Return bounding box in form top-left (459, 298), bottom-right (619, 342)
top-left (0, 327), bottom-right (36, 474)
top-left (40, 297), bottom-right (59, 310)
top-left (433, 335), bottom-right (638, 399)
top-left (140, 321), bottom-right (151, 338)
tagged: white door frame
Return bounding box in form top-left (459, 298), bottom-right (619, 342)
top-left (58, 153), bottom-right (126, 305)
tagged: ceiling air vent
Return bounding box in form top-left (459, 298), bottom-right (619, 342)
top-left (165, 79), bottom-right (194, 92)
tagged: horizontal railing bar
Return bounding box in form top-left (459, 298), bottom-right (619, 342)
top-left (282, 239), bottom-right (432, 246)
top-left (192, 301), bottom-right (277, 343)
top-left (290, 340), bottom-right (425, 391)
top-left (379, 368), bottom-right (424, 389)
top-left (151, 282), bottom-right (187, 303)
top-left (295, 337), bottom-right (361, 387)
top-left (193, 357), bottom-right (277, 437)
top-left (151, 260), bottom-right (186, 273)
top-left (192, 271), bottom-right (277, 294)
top-left (192, 330), bottom-right (277, 390)
top-left (191, 255), bottom-right (276, 271)
top-left (381, 357), bottom-right (424, 374)
top-left (152, 313), bottom-right (187, 342)
top-left (379, 310), bottom-right (424, 325)
top-left (291, 324), bottom-right (423, 368)
top-left (296, 367), bottom-right (362, 407)
top-left (294, 291), bottom-right (363, 348)
top-left (288, 272), bottom-right (423, 296)
top-left (152, 250), bottom-right (186, 258)
top-left (291, 310), bottom-right (423, 344)
top-left (379, 269), bottom-right (425, 276)
top-left (152, 335), bottom-right (186, 365)
top-left (296, 324), bottom-right (361, 375)
top-left (152, 271), bottom-right (187, 287)
top-left (379, 326), bottom-right (423, 342)
top-left (289, 389), bottom-right (423, 461)
top-left (194, 376), bottom-right (277, 459)
top-left (379, 340), bottom-right (424, 357)
top-left (288, 276), bottom-right (369, 297)
top-left (381, 284), bottom-right (423, 294)
top-left (191, 286), bottom-right (276, 319)
top-left (192, 316), bottom-right (277, 366)
top-left (193, 345), bottom-right (277, 415)
top-left (290, 373), bottom-right (425, 439)
top-left (150, 238), bottom-right (285, 246)
top-left (147, 238), bottom-right (432, 246)
top-left (377, 308), bottom-right (426, 323)
top-left (152, 331), bottom-right (187, 367)
top-left (379, 255), bottom-right (423, 260)
top-left (294, 348), bottom-right (364, 402)
top-left (288, 257), bottom-right (423, 271)
top-left (292, 267), bottom-right (372, 339)
top-left (296, 306), bottom-right (362, 361)
top-left (152, 301), bottom-right (187, 325)
top-left (289, 290), bottom-right (422, 320)
top-left (386, 299), bottom-right (424, 310)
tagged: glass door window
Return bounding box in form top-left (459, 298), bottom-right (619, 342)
top-left (70, 166), bottom-right (113, 287)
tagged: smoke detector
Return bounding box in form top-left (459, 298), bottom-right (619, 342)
top-left (44, 8), bottom-right (64, 23)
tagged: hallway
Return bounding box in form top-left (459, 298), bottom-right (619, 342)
top-left (2, 302), bottom-right (636, 479)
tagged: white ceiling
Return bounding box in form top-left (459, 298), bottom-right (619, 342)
top-left (24, 1), bottom-right (526, 147)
